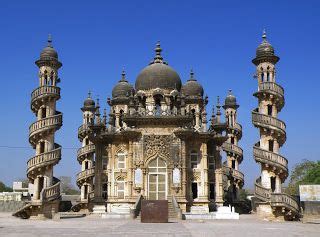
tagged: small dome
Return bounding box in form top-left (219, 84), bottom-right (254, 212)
top-left (182, 70), bottom-right (204, 97)
top-left (135, 42), bottom-right (182, 91)
top-left (83, 92), bottom-right (95, 109)
top-left (256, 30), bottom-right (275, 58)
top-left (112, 70), bottom-right (134, 98)
top-left (40, 35), bottom-right (58, 60)
top-left (224, 90), bottom-right (239, 109)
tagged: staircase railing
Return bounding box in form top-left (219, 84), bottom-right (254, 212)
top-left (171, 195), bottom-right (182, 219)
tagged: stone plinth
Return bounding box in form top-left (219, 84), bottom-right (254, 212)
top-left (141, 200), bottom-right (168, 223)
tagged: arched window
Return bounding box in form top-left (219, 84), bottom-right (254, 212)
top-left (190, 150), bottom-right (198, 169)
top-left (191, 109), bottom-right (196, 126)
top-left (116, 178), bottom-right (125, 199)
top-left (208, 154), bottom-right (215, 169)
top-left (44, 70), bottom-right (48, 85)
top-left (119, 110), bottom-right (124, 127)
top-left (117, 152), bottom-right (126, 169)
top-left (155, 98), bottom-right (161, 116)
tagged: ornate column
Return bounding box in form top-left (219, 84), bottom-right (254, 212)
top-left (128, 140), bottom-right (133, 197)
top-left (201, 142), bottom-right (208, 198)
top-left (93, 142), bottom-right (104, 203)
top-left (181, 140), bottom-right (187, 198)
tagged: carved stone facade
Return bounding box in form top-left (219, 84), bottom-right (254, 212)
top-left (74, 42), bottom-right (244, 215)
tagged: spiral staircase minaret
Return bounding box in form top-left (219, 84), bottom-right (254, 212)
top-left (252, 31), bottom-right (299, 220)
top-left (222, 90), bottom-right (244, 203)
top-left (13, 35), bottom-right (63, 219)
top-left (71, 93), bottom-right (96, 212)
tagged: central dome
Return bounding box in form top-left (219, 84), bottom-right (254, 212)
top-left (135, 42), bottom-right (182, 91)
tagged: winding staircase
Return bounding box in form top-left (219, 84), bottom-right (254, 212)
top-left (13, 36), bottom-right (62, 219)
top-left (252, 32), bottom-right (299, 220)
top-left (72, 95), bottom-right (96, 212)
top-left (222, 92), bottom-right (244, 202)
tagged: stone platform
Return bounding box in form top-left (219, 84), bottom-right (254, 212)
top-left (1, 213), bottom-right (320, 237)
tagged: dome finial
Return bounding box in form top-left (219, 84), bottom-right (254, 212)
top-left (47, 34), bottom-right (53, 47)
top-left (188, 68), bottom-right (196, 81)
top-left (120, 68), bottom-right (127, 82)
top-left (228, 89), bottom-right (233, 95)
top-left (88, 90), bottom-right (92, 98)
top-left (262, 29), bottom-right (267, 41)
top-left (151, 41), bottom-right (166, 64)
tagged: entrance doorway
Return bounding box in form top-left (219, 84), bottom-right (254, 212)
top-left (148, 157), bottom-right (167, 200)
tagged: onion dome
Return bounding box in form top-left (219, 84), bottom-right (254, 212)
top-left (83, 91), bottom-right (95, 108)
top-left (135, 42), bottom-right (182, 91)
top-left (112, 70), bottom-right (134, 98)
top-left (40, 34), bottom-right (58, 60)
top-left (253, 30), bottom-right (279, 65)
top-left (35, 34), bottom-right (62, 68)
top-left (223, 89), bottom-right (239, 109)
top-left (182, 70), bottom-right (204, 97)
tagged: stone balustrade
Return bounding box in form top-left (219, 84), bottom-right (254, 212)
top-left (258, 82), bottom-right (284, 98)
top-left (270, 193), bottom-right (299, 213)
top-left (31, 86), bottom-right (60, 104)
top-left (41, 181), bottom-right (60, 202)
top-left (76, 168), bottom-right (95, 184)
top-left (252, 111), bottom-right (286, 133)
top-left (77, 144), bottom-right (95, 161)
top-left (253, 146), bottom-right (288, 172)
top-left (232, 169), bottom-right (244, 183)
top-left (78, 124), bottom-right (90, 139)
top-left (29, 113), bottom-right (62, 138)
top-left (27, 147), bottom-right (61, 173)
top-left (254, 181), bottom-right (271, 201)
top-left (222, 142), bottom-right (243, 158)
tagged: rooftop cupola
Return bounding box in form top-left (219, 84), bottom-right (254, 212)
top-left (112, 70), bottom-right (134, 98)
top-left (223, 89), bottom-right (239, 109)
top-left (182, 69), bottom-right (204, 97)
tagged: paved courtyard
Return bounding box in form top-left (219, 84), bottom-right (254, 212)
top-left (0, 213), bottom-right (319, 237)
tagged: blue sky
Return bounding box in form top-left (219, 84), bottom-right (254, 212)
top-left (0, 1), bottom-right (319, 188)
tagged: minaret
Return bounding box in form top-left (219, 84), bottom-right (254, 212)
top-left (222, 90), bottom-right (244, 202)
top-left (76, 92), bottom-right (96, 206)
top-left (252, 31), bottom-right (298, 220)
top-left (15, 35), bottom-right (63, 218)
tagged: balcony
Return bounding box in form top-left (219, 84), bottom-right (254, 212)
top-left (77, 144), bottom-right (95, 163)
top-left (257, 82), bottom-right (284, 98)
top-left (29, 114), bottom-right (62, 144)
top-left (31, 86), bottom-right (60, 111)
top-left (253, 146), bottom-right (288, 174)
top-left (27, 147), bottom-right (61, 176)
top-left (76, 168), bottom-right (95, 185)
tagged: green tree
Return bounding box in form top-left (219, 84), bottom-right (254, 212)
top-left (286, 160), bottom-right (320, 195)
top-left (0, 181), bottom-right (13, 192)
top-left (59, 176), bottom-right (80, 195)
